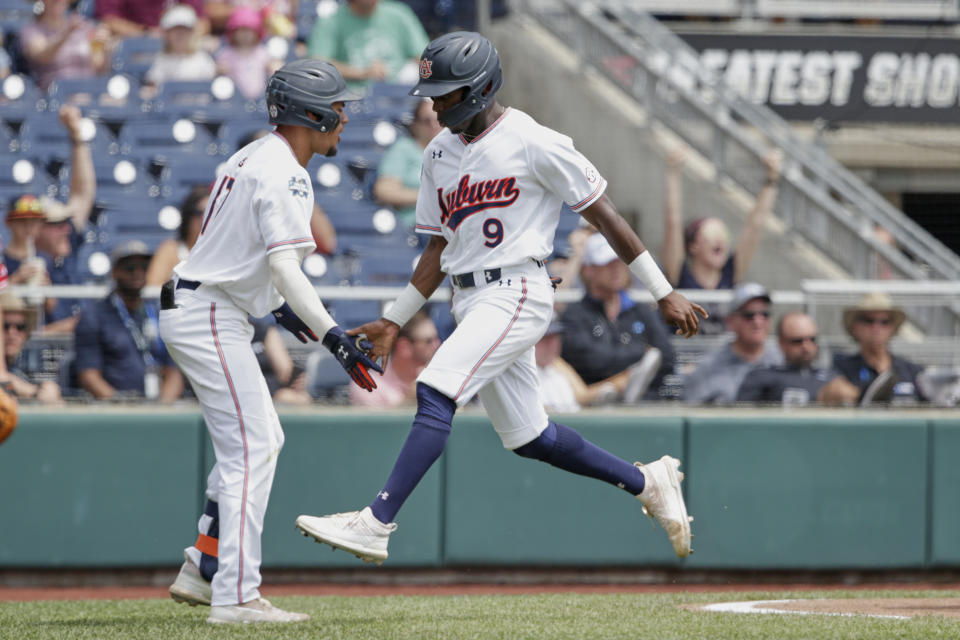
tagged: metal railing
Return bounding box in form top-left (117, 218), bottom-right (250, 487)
top-left (518, 0), bottom-right (960, 286)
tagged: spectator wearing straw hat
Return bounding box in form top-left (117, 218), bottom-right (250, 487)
top-left (0, 293), bottom-right (62, 404)
top-left (3, 195), bottom-right (50, 287)
top-left (833, 292), bottom-right (925, 403)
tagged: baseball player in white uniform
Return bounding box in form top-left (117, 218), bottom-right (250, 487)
top-left (295, 33), bottom-right (707, 563)
top-left (163, 59), bottom-right (381, 624)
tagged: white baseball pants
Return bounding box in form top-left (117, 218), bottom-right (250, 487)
top-left (417, 262), bottom-right (554, 449)
top-left (159, 285), bottom-right (284, 606)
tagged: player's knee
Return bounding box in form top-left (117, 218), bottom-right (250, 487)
top-left (414, 383), bottom-right (456, 432)
top-left (513, 422), bottom-right (558, 460)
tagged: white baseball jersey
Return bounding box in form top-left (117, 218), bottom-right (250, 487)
top-left (414, 108), bottom-right (606, 275)
top-left (174, 132), bottom-right (316, 317)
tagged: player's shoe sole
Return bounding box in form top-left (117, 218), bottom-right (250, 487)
top-left (636, 455), bottom-right (693, 558)
top-left (169, 551), bottom-right (212, 607)
top-left (295, 507), bottom-right (396, 565)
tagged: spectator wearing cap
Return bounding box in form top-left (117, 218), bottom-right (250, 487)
top-left (144, 4), bottom-right (216, 88)
top-left (21, 0), bottom-right (111, 91)
top-left (30, 105), bottom-right (97, 333)
top-left (74, 241), bottom-right (182, 401)
top-left (307, 0), bottom-right (429, 88)
top-left (560, 234), bottom-right (675, 399)
top-left (833, 292), bottom-right (925, 403)
top-left (1, 293), bottom-right (62, 404)
top-left (97, 0), bottom-right (207, 38)
top-left (349, 310), bottom-right (440, 408)
top-left (215, 6), bottom-right (282, 100)
top-left (683, 282), bottom-right (783, 404)
top-left (737, 311), bottom-right (859, 406)
top-left (373, 99), bottom-right (442, 229)
top-left (3, 195), bottom-right (50, 287)
top-left (660, 146), bottom-right (782, 334)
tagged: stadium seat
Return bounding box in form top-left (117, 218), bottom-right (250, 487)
top-left (120, 119), bottom-right (221, 156)
top-left (111, 36), bottom-right (163, 81)
top-left (45, 75), bottom-right (143, 119)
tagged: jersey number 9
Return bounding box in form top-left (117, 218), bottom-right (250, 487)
top-left (482, 218), bottom-right (503, 248)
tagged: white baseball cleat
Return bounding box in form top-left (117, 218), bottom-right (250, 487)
top-left (635, 455), bottom-right (693, 558)
top-left (169, 551), bottom-right (211, 607)
top-left (295, 506), bottom-right (397, 564)
top-left (207, 598), bottom-right (309, 624)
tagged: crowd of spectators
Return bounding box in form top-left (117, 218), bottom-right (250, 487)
top-left (0, 2), bottom-right (947, 410)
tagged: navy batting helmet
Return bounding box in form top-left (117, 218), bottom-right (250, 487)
top-left (409, 31), bottom-right (502, 128)
top-left (266, 59), bottom-right (360, 133)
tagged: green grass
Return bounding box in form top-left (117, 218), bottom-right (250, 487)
top-left (3, 590), bottom-right (960, 640)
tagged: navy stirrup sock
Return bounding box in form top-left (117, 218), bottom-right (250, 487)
top-left (369, 383), bottom-right (456, 524)
top-left (196, 499), bottom-right (219, 582)
top-left (514, 421), bottom-right (645, 495)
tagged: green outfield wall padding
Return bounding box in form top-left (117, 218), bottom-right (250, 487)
top-left (0, 412), bottom-right (204, 567)
top-left (257, 414), bottom-right (442, 567)
top-left (685, 416), bottom-right (929, 569)
top-left (929, 419), bottom-right (960, 565)
top-left (442, 414), bottom-right (685, 565)
top-left (0, 411), bottom-right (952, 570)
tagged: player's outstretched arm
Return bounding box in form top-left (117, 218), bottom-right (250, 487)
top-left (347, 235), bottom-right (448, 371)
top-left (268, 248), bottom-right (382, 391)
top-left (581, 195), bottom-right (707, 338)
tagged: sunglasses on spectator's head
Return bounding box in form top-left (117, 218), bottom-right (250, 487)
top-left (856, 314), bottom-right (893, 326)
top-left (784, 335), bottom-right (817, 345)
top-left (739, 310), bottom-right (771, 320)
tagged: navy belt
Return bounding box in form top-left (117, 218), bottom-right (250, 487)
top-left (177, 279), bottom-right (201, 291)
top-left (451, 269), bottom-right (500, 289)
top-left (451, 259), bottom-right (545, 289)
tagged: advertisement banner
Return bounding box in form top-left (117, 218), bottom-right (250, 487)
top-left (676, 32), bottom-right (960, 123)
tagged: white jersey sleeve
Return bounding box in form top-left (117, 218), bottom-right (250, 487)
top-left (414, 145), bottom-right (443, 236)
top-left (258, 171), bottom-right (316, 255)
top-left (526, 129), bottom-right (607, 213)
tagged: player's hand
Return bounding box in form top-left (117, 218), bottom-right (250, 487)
top-left (657, 291), bottom-right (708, 339)
top-left (322, 326), bottom-right (383, 392)
top-left (271, 302), bottom-right (318, 343)
top-left (346, 318), bottom-right (399, 371)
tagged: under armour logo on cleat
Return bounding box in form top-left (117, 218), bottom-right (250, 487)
top-left (378, 491), bottom-right (390, 501)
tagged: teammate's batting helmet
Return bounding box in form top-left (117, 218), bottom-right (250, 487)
top-left (410, 31), bottom-right (502, 128)
top-left (266, 59), bottom-right (359, 133)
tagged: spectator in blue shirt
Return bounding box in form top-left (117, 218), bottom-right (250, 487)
top-left (74, 240), bottom-right (183, 401)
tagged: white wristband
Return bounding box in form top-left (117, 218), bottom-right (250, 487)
top-left (629, 251), bottom-right (673, 301)
top-left (383, 282), bottom-right (428, 327)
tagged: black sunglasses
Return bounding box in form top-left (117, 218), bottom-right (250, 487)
top-left (3, 322), bottom-right (26, 332)
top-left (739, 310), bottom-right (771, 320)
top-left (785, 335), bottom-right (817, 345)
top-left (856, 315), bottom-right (893, 326)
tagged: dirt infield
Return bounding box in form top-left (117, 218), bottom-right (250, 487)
top-left (4, 581), bottom-right (960, 602)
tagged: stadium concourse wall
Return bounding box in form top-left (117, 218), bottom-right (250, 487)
top-left (1, 408), bottom-right (958, 571)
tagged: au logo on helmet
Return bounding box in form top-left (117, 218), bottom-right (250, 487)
top-left (419, 59), bottom-right (433, 79)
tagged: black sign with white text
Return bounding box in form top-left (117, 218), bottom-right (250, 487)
top-left (677, 32), bottom-right (960, 123)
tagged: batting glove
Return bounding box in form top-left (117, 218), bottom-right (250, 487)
top-left (271, 302), bottom-right (319, 343)
top-left (322, 326), bottom-right (383, 391)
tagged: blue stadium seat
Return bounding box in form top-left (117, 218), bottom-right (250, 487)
top-left (150, 80), bottom-right (255, 122)
top-left (0, 73), bottom-right (42, 124)
top-left (45, 75), bottom-right (143, 119)
top-left (120, 119), bottom-right (221, 156)
top-left (24, 111), bottom-right (123, 159)
top-left (139, 151), bottom-right (224, 190)
top-left (111, 36), bottom-right (163, 81)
